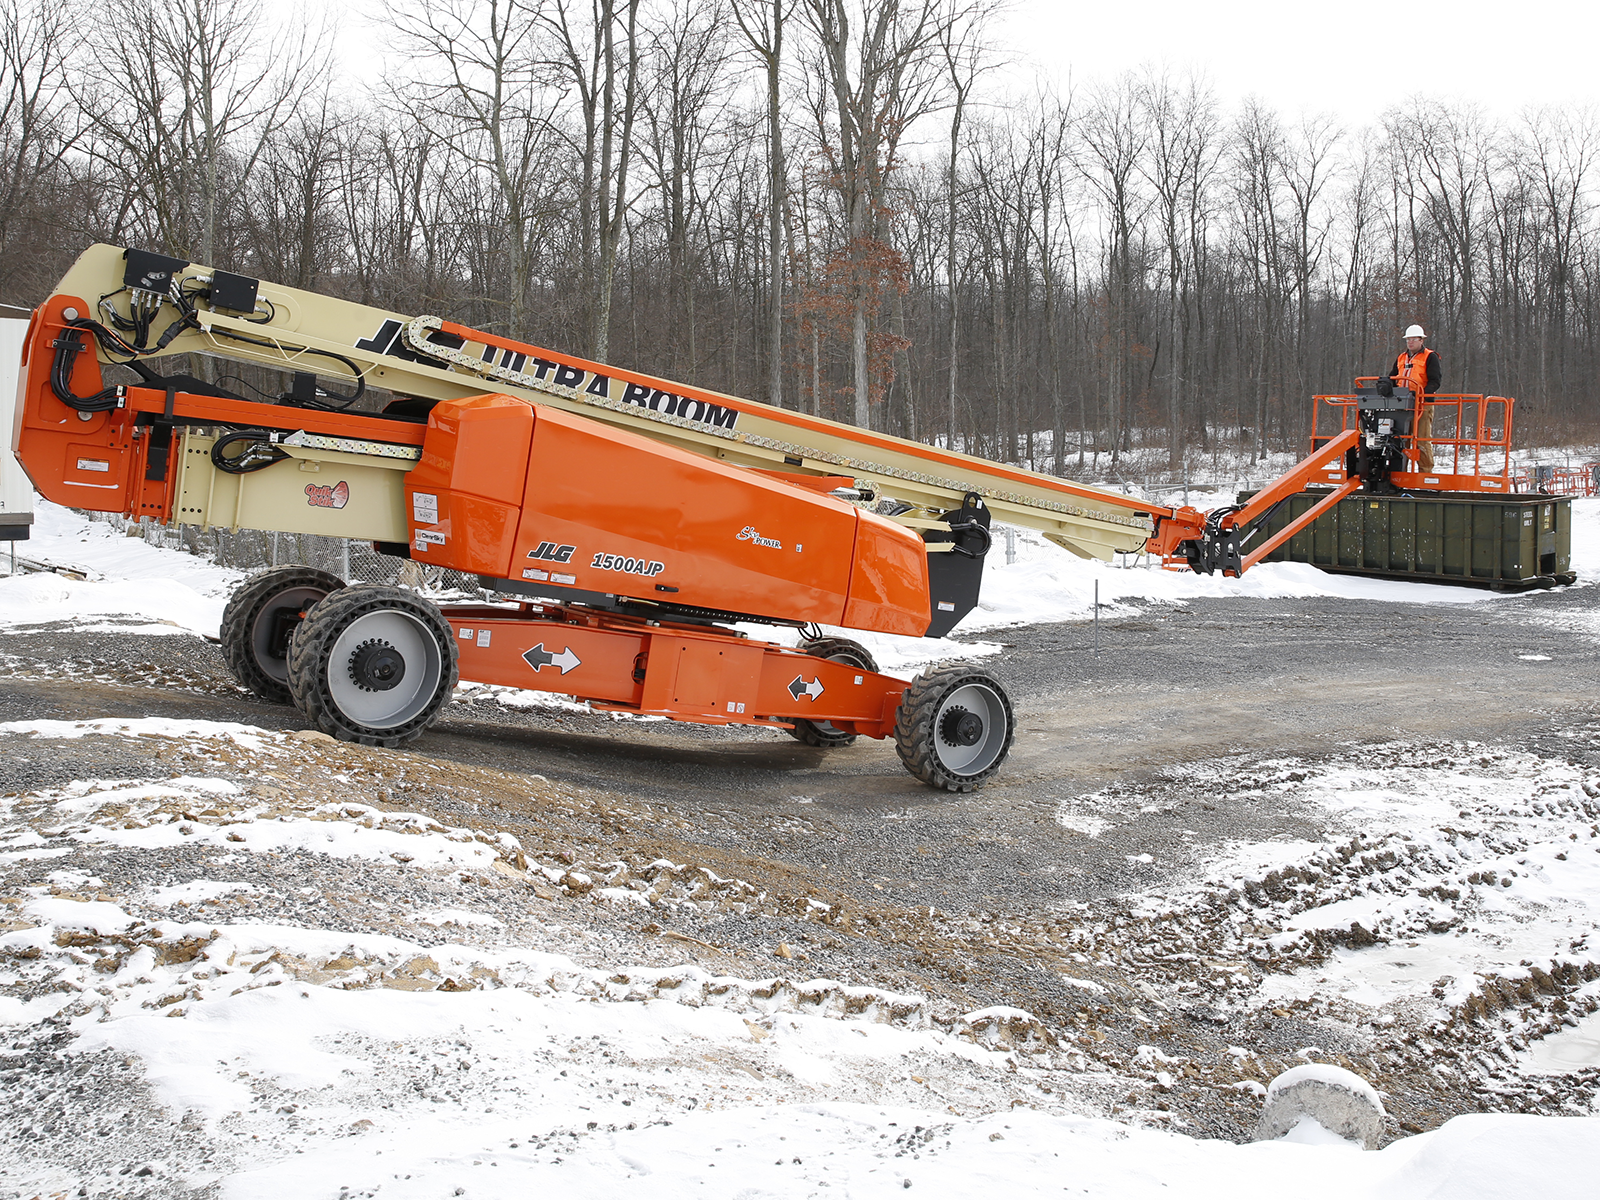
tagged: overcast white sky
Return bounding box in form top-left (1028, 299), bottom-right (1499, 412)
top-left (996, 0), bottom-right (1600, 126)
top-left (321, 0), bottom-right (1600, 130)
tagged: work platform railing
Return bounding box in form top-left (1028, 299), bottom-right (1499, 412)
top-left (1311, 379), bottom-right (1517, 491)
top-left (1514, 463), bottom-right (1600, 497)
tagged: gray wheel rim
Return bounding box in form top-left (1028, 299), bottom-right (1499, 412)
top-left (249, 587), bottom-right (329, 685)
top-left (931, 681), bottom-right (1008, 777)
top-left (326, 609), bottom-right (443, 729)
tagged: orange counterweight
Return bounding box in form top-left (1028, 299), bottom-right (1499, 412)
top-left (406, 396), bottom-right (934, 637)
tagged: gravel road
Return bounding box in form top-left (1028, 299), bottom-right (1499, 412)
top-left (3, 578), bottom-right (1598, 1153)
top-left (5, 587), bottom-right (1596, 910)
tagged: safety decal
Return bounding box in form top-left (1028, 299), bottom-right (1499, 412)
top-left (523, 643), bottom-right (582, 674)
top-left (737, 526), bottom-right (782, 550)
top-left (787, 675), bottom-right (824, 702)
top-left (412, 492), bottom-right (438, 524)
top-left (528, 541), bottom-right (576, 562)
top-left (589, 552), bottom-right (665, 577)
top-left (305, 481), bottom-right (349, 509)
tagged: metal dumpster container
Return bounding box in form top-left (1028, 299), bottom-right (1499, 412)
top-left (1244, 489), bottom-right (1575, 589)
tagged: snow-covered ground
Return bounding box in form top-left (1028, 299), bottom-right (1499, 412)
top-left (2, 718), bottom-right (1597, 1197)
top-left (2, 483), bottom-right (1599, 1196)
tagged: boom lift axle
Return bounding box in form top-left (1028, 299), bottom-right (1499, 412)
top-left (6, 246), bottom-right (1525, 788)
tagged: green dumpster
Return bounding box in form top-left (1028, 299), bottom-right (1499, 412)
top-left (1242, 489), bottom-right (1574, 589)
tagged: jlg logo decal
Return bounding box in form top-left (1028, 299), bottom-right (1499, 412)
top-left (528, 541), bottom-right (576, 562)
top-left (306, 481), bottom-right (349, 509)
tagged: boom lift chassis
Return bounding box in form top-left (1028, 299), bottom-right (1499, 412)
top-left (8, 246), bottom-right (1525, 791)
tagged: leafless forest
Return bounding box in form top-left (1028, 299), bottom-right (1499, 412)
top-left (2, 0), bottom-right (1597, 479)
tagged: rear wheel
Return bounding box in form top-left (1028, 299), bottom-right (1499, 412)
top-left (894, 665), bottom-right (1014, 792)
top-left (285, 585), bottom-right (458, 747)
top-left (785, 636), bottom-right (878, 748)
top-left (220, 567), bottom-right (346, 704)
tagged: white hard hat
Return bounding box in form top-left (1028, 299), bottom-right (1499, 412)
top-left (1404, 324), bottom-right (1427, 339)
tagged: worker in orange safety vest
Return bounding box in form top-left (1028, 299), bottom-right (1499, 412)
top-left (1385, 324), bottom-right (1441, 471)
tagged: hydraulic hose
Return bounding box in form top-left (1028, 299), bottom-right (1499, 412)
top-left (48, 325), bottom-right (125, 412)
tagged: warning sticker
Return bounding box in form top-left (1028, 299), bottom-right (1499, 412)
top-left (75, 458), bottom-right (110, 473)
top-left (411, 492), bottom-right (439, 524)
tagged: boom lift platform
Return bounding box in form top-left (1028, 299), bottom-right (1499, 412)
top-left (4, 246), bottom-right (1539, 789)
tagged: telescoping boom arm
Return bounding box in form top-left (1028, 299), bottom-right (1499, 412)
top-left (31, 245), bottom-right (1184, 564)
top-left (15, 246), bottom-right (1496, 594)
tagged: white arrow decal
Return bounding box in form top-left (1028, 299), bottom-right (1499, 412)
top-left (787, 674), bottom-right (825, 702)
top-left (523, 644), bottom-right (583, 675)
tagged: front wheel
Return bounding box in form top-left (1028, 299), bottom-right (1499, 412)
top-left (285, 585), bottom-right (458, 747)
top-left (893, 665), bottom-right (1014, 792)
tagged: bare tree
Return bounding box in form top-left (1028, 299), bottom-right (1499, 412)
top-left (638, 0), bottom-right (734, 382)
top-left (390, 0), bottom-right (568, 339)
top-left (81, 0), bottom-right (319, 266)
top-left (1389, 98), bottom-right (1493, 388)
top-left (935, 0), bottom-right (1003, 449)
top-left (1278, 112), bottom-right (1341, 425)
top-left (1233, 98), bottom-right (1287, 460)
top-left (0, 0), bottom-right (76, 299)
top-left (246, 90), bottom-right (347, 291)
top-left (1523, 105), bottom-right (1598, 405)
top-left (1074, 74), bottom-right (1147, 463)
top-left (1141, 68), bottom-right (1220, 470)
top-left (803, 0), bottom-right (946, 428)
top-left (733, 0), bottom-right (796, 407)
top-left (541, 0), bottom-right (642, 361)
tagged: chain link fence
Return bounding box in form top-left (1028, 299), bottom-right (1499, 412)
top-left (84, 512), bottom-right (483, 595)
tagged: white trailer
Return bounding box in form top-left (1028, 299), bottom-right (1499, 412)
top-left (1, 316), bottom-right (33, 541)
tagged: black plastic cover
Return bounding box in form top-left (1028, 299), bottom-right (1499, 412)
top-left (123, 249), bottom-right (189, 295)
top-left (923, 492), bottom-right (992, 637)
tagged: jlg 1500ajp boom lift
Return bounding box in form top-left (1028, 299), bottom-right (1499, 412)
top-left (9, 246), bottom-right (1523, 789)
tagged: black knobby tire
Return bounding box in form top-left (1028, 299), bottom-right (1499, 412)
top-left (893, 664), bottom-right (1014, 793)
top-left (219, 567), bottom-right (346, 704)
top-left (284, 584), bottom-right (459, 748)
top-left (785, 636), bottom-right (879, 748)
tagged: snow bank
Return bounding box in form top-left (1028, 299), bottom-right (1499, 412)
top-left (0, 500), bottom-right (240, 636)
top-left (210, 1093), bottom-right (1595, 1200)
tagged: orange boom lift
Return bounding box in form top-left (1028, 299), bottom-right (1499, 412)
top-left (7, 246), bottom-right (1525, 790)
